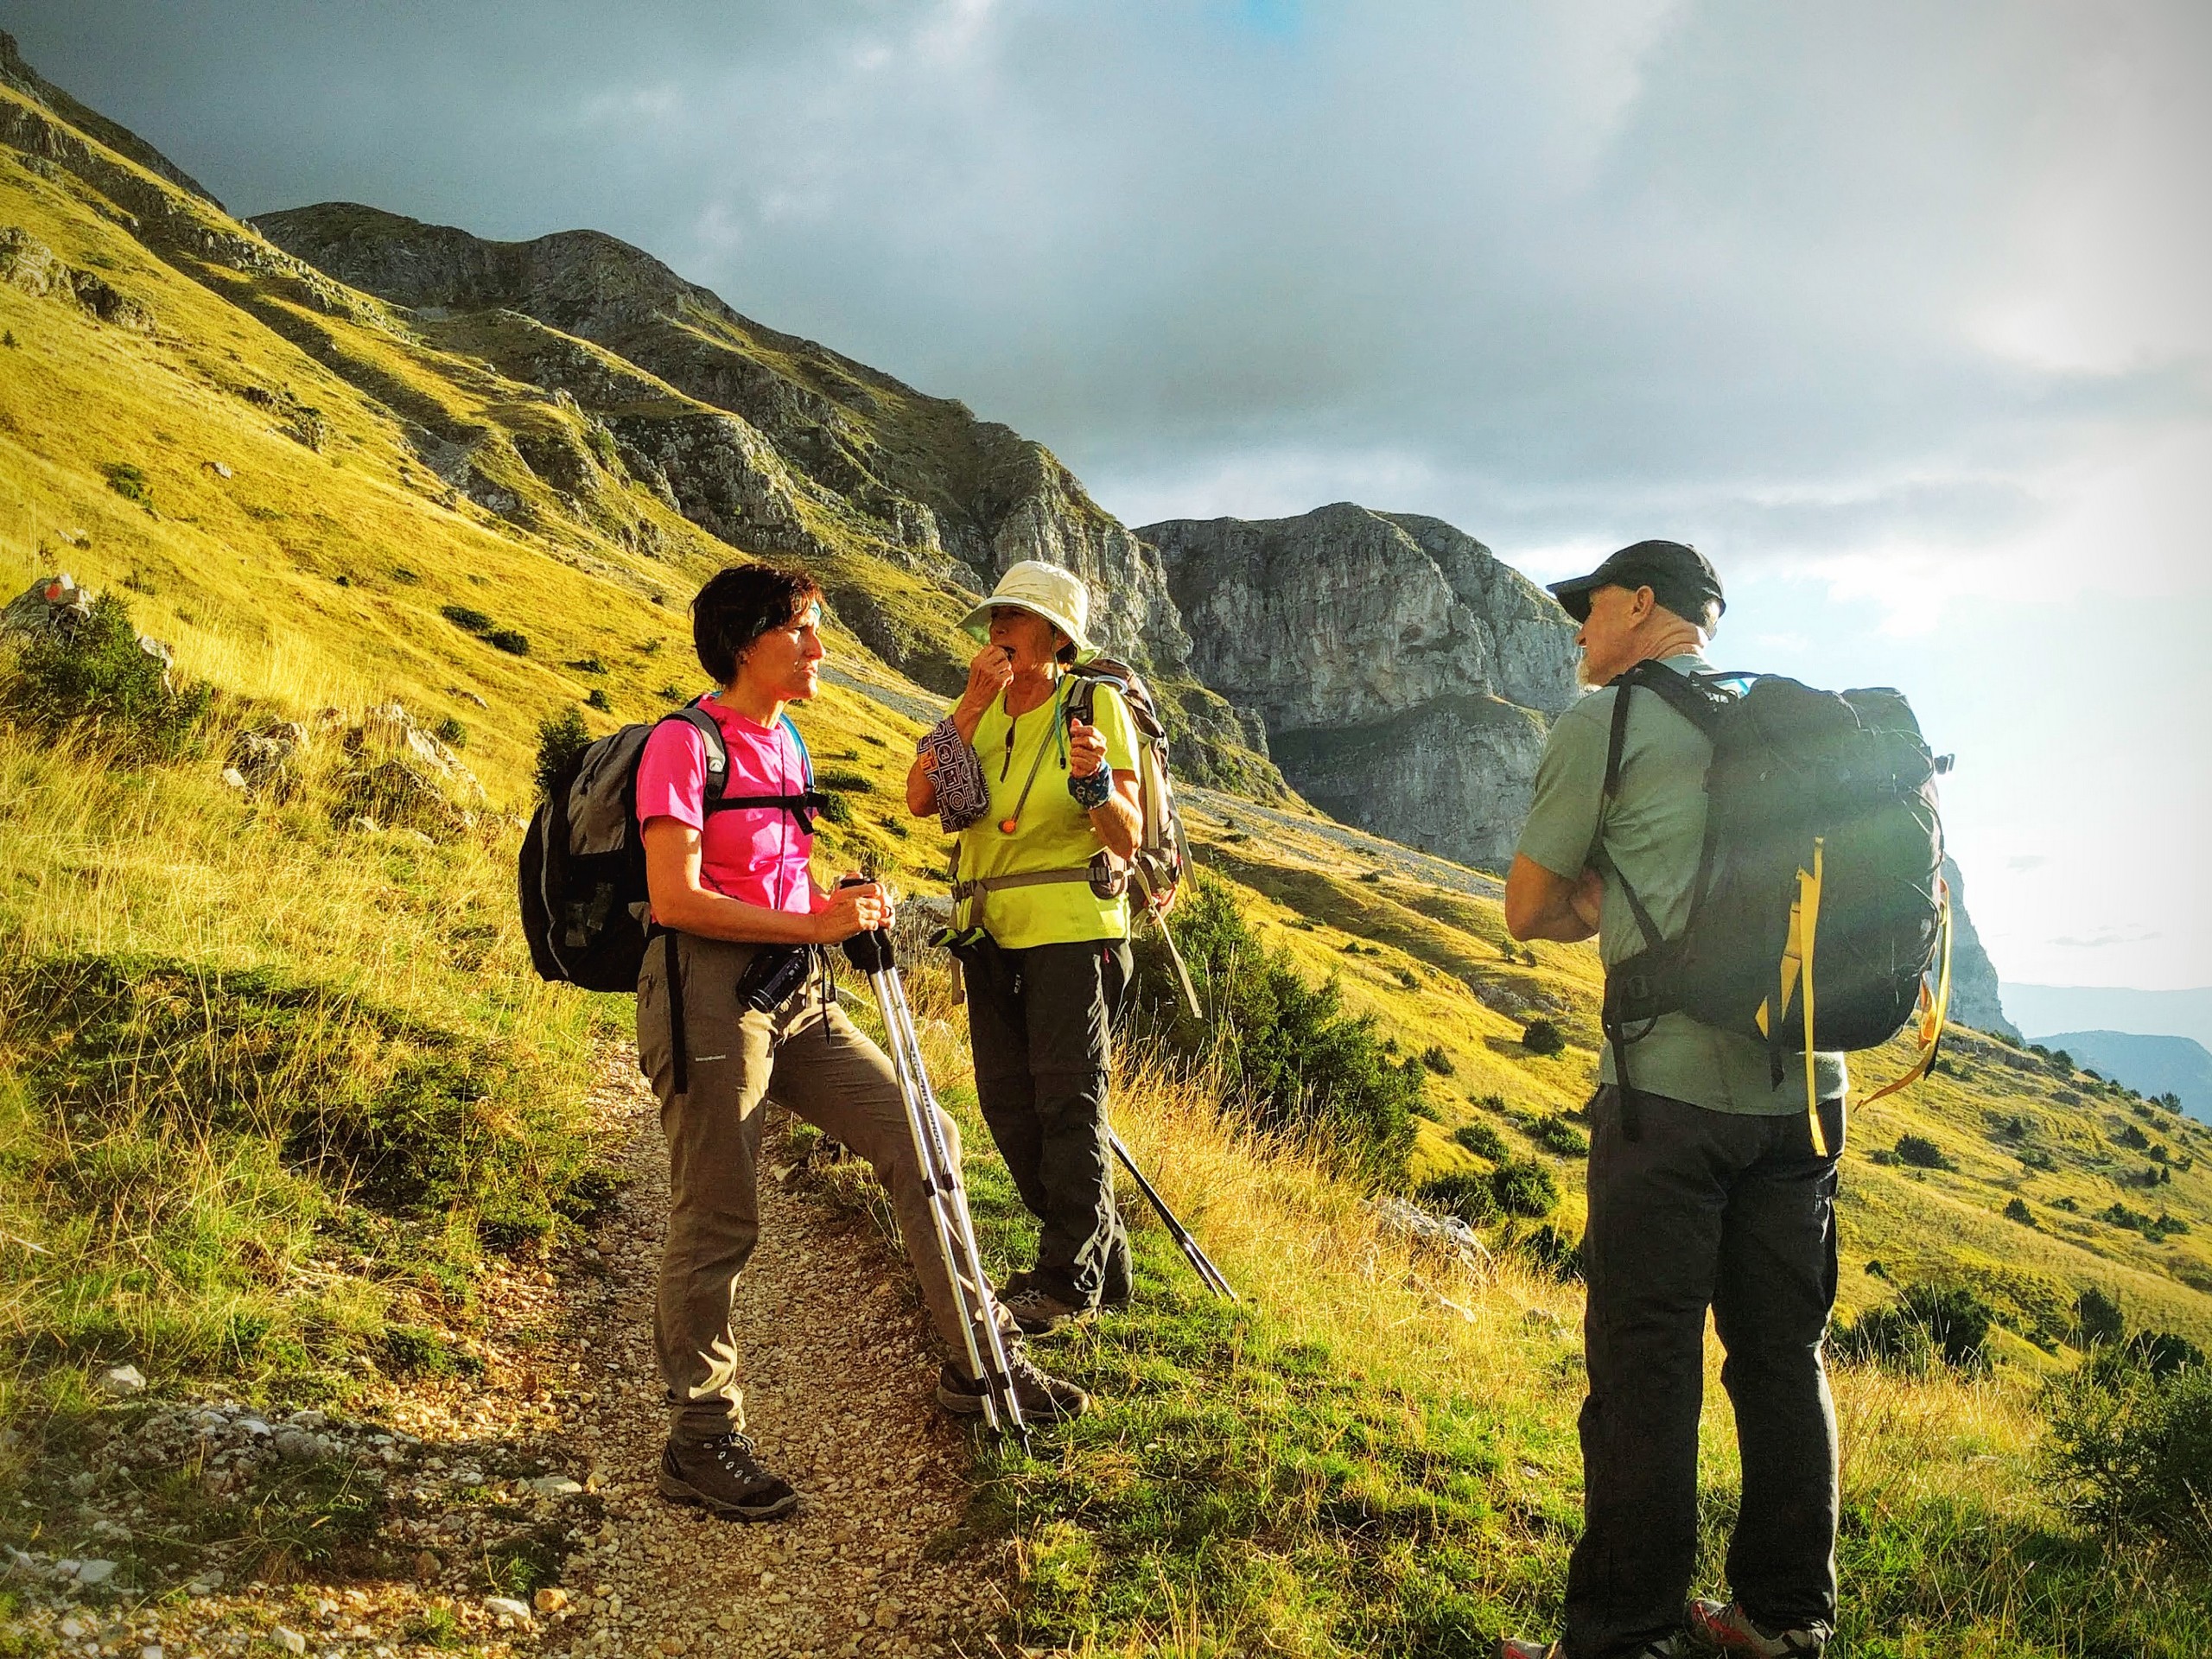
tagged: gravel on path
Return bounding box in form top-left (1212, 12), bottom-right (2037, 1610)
top-left (7, 1046), bottom-right (1011, 1659)
top-left (538, 1048), bottom-right (1008, 1659)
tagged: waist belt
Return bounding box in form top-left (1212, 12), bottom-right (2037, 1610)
top-left (951, 867), bottom-right (1094, 902)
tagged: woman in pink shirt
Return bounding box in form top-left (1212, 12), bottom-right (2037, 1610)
top-left (635, 563), bottom-right (1087, 1524)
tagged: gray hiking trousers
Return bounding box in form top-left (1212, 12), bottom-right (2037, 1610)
top-left (636, 931), bottom-right (1006, 1440)
top-left (1564, 1085), bottom-right (1843, 1659)
top-left (961, 936), bottom-right (1135, 1310)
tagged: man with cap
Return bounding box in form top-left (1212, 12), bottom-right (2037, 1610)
top-left (905, 560), bottom-right (1145, 1336)
top-left (1497, 543), bottom-right (1842, 1659)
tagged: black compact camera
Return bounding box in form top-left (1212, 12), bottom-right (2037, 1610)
top-left (734, 944), bottom-right (812, 1014)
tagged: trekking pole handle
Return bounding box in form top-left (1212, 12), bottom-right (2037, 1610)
top-left (835, 874), bottom-right (896, 974)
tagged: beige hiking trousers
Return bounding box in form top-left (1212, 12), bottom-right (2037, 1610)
top-left (637, 931), bottom-right (1001, 1439)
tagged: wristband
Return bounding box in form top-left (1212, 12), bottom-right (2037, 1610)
top-left (1067, 765), bottom-right (1113, 810)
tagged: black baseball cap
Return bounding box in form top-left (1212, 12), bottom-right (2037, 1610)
top-left (1546, 539), bottom-right (1725, 629)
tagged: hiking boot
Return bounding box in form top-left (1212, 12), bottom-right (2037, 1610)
top-left (657, 1430), bottom-right (798, 1521)
top-left (935, 1348), bottom-right (1091, 1422)
top-left (1499, 1638), bottom-right (1691, 1659)
top-left (999, 1280), bottom-right (1090, 1336)
top-left (1687, 1599), bottom-right (1827, 1657)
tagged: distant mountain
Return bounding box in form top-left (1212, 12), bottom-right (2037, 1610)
top-left (1141, 504), bottom-right (1578, 872)
top-left (2008, 985), bottom-right (2212, 1056)
top-left (2035, 1031), bottom-right (2212, 1124)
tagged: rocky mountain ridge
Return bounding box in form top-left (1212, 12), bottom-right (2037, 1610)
top-left (251, 204), bottom-right (1192, 675)
top-left (1145, 504), bottom-right (1579, 870)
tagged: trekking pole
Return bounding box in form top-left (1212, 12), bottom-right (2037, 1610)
top-left (837, 895), bottom-right (1029, 1452)
top-left (1106, 1127), bottom-right (1236, 1301)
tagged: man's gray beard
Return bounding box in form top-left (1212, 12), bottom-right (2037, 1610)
top-left (1576, 655), bottom-right (1604, 690)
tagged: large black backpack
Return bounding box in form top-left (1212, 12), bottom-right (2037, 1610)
top-left (519, 702), bottom-right (823, 993)
top-left (1600, 663), bottom-right (1954, 1147)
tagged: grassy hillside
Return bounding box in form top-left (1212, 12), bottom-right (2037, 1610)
top-left (3, 49), bottom-right (2209, 1658)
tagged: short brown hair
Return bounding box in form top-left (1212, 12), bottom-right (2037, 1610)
top-left (691, 563), bottom-right (823, 683)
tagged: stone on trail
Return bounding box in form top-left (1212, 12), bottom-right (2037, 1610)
top-left (485, 1596), bottom-right (533, 1623)
top-left (99, 1363), bottom-right (147, 1397)
top-left (73, 1559), bottom-right (118, 1586)
top-left (270, 1627), bottom-right (307, 1655)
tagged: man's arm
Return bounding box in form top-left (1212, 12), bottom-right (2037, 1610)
top-left (1505, 856), bottom-right (1604, 943)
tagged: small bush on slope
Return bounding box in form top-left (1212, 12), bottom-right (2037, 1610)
top-left (1835, 1282), bottom-right (1995, 1374)
top-left (1, 591), bottom-right (212, 763)
top-left (2044, 1345), bottom-right (2212, 1550)
top-left (1131, 870), bottom-right (1421, 1183)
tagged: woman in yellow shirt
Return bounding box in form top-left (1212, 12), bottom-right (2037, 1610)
top-left (906, 561), bottom-right (1144, 1334)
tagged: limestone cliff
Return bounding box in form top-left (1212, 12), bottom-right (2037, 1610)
top-left (1942, 855), bottom-right (2019, 1040)
top-left (1143, 504), bottom-right (1578, 870)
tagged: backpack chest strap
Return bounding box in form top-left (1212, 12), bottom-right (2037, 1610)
top-left (708, 791), bottom-right (830, 832)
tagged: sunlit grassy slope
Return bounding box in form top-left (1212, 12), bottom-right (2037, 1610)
top-left (3, 58), bottom-right (2209, 1655)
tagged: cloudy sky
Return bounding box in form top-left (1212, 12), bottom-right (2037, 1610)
top-left (13, 1), bottom-right (2210, 993)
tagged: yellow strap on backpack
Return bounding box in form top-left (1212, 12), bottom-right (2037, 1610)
top-left (1862, 878), bottom-right (1955, 1109)
top-left (1756, 840), bottom-right (1828, 1154)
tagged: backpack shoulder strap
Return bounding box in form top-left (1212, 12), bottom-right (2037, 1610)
top-left (656, 704), bottom-right (730, 804)
top-left (1617, 659), bottom-right (1727, 737)
top-left (779, 713), bottom-right (814, 789)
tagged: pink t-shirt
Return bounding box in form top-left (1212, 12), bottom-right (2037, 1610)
top-left (635, 698), bottom-right (816, 918)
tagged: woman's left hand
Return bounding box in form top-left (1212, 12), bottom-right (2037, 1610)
top-left (1067, 715), bottom-right (1109, 779)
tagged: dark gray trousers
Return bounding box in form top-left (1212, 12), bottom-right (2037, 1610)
top-left (962, 936), bottom-right (1135, 1310)
top-left (1564, 1086), bottom-right (1843, 1659)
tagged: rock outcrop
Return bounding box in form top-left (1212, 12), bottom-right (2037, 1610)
top-left (1941, 855), bottom-right (2019, 1040)
top-left (251, 204), bottom-right (1189, 671)
top-left (1144, 505), bottom-right (1578, 869)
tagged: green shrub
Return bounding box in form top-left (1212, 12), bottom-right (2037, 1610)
top-left (1417, 1170), bottom-right (1494, 1226)
top-left (1491, 1156), bottom-right (1559, 1218)
top-left (2004, 1196), bottom-right (2035, 1226)
top-left (1894, 1133), bottom-right (1954, 1170)
top-left (1419, 1045), bottom-right (1455, 1076)
top-left (1452, 1120), bottom-right (1507, 1161)
top-left (486, 629), bottom-right (531, 656)
top-left (1836, 1283), bottom-right (1993, 1373)
top-left (568, 656), bottom-right (607, 675)
top-left (584, 688), bottom-right (612, 713)
top-left (817, 767), bottom-right (877, 794)
top-left (1533, 1116), bottom-right (1590, 1158)
top-left (814, 791), bottom-right (854, 827)
top-left (1521, 1018), bottom-right (1566, 1056)
top-left (103, 461), bottom-right (152, 508)
top-left (1515, 1221), bottom-right (1583, 1281)
top-left (2077, 1286), bottom-right (2126, 1347)
top-left (431, 715), bottom-right (467, 748)
top-left (1134, 871), bottom-right (1421, 1183)
top-left (2043, 1346), bottom-right (2212, 1549)
top-left (0, 591), bottom-right (211, 762)
top-left (534, 706), bottom-right (592, 799)
top-left (440, 604), bottom-right (493, 632)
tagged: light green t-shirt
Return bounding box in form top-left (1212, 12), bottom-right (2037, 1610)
top-left (1516, 652), bottom-right (1847, 1116)
top-left (955, 673), bottom-right (1141, 950)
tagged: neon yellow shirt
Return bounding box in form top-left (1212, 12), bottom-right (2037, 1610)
top-left (955, 674), bottom-right (1141, 949)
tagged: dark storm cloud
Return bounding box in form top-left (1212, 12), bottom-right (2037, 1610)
top-left (9, 1), bottom-right (2209, 568)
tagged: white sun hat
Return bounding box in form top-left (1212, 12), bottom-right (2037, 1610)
top-left (958, 560), bottom-right (1092, 652)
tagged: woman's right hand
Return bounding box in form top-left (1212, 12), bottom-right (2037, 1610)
top-left (812, 880), bottom-right (891, 943)
top-left (951, 645), bottom-right (1014, 739)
